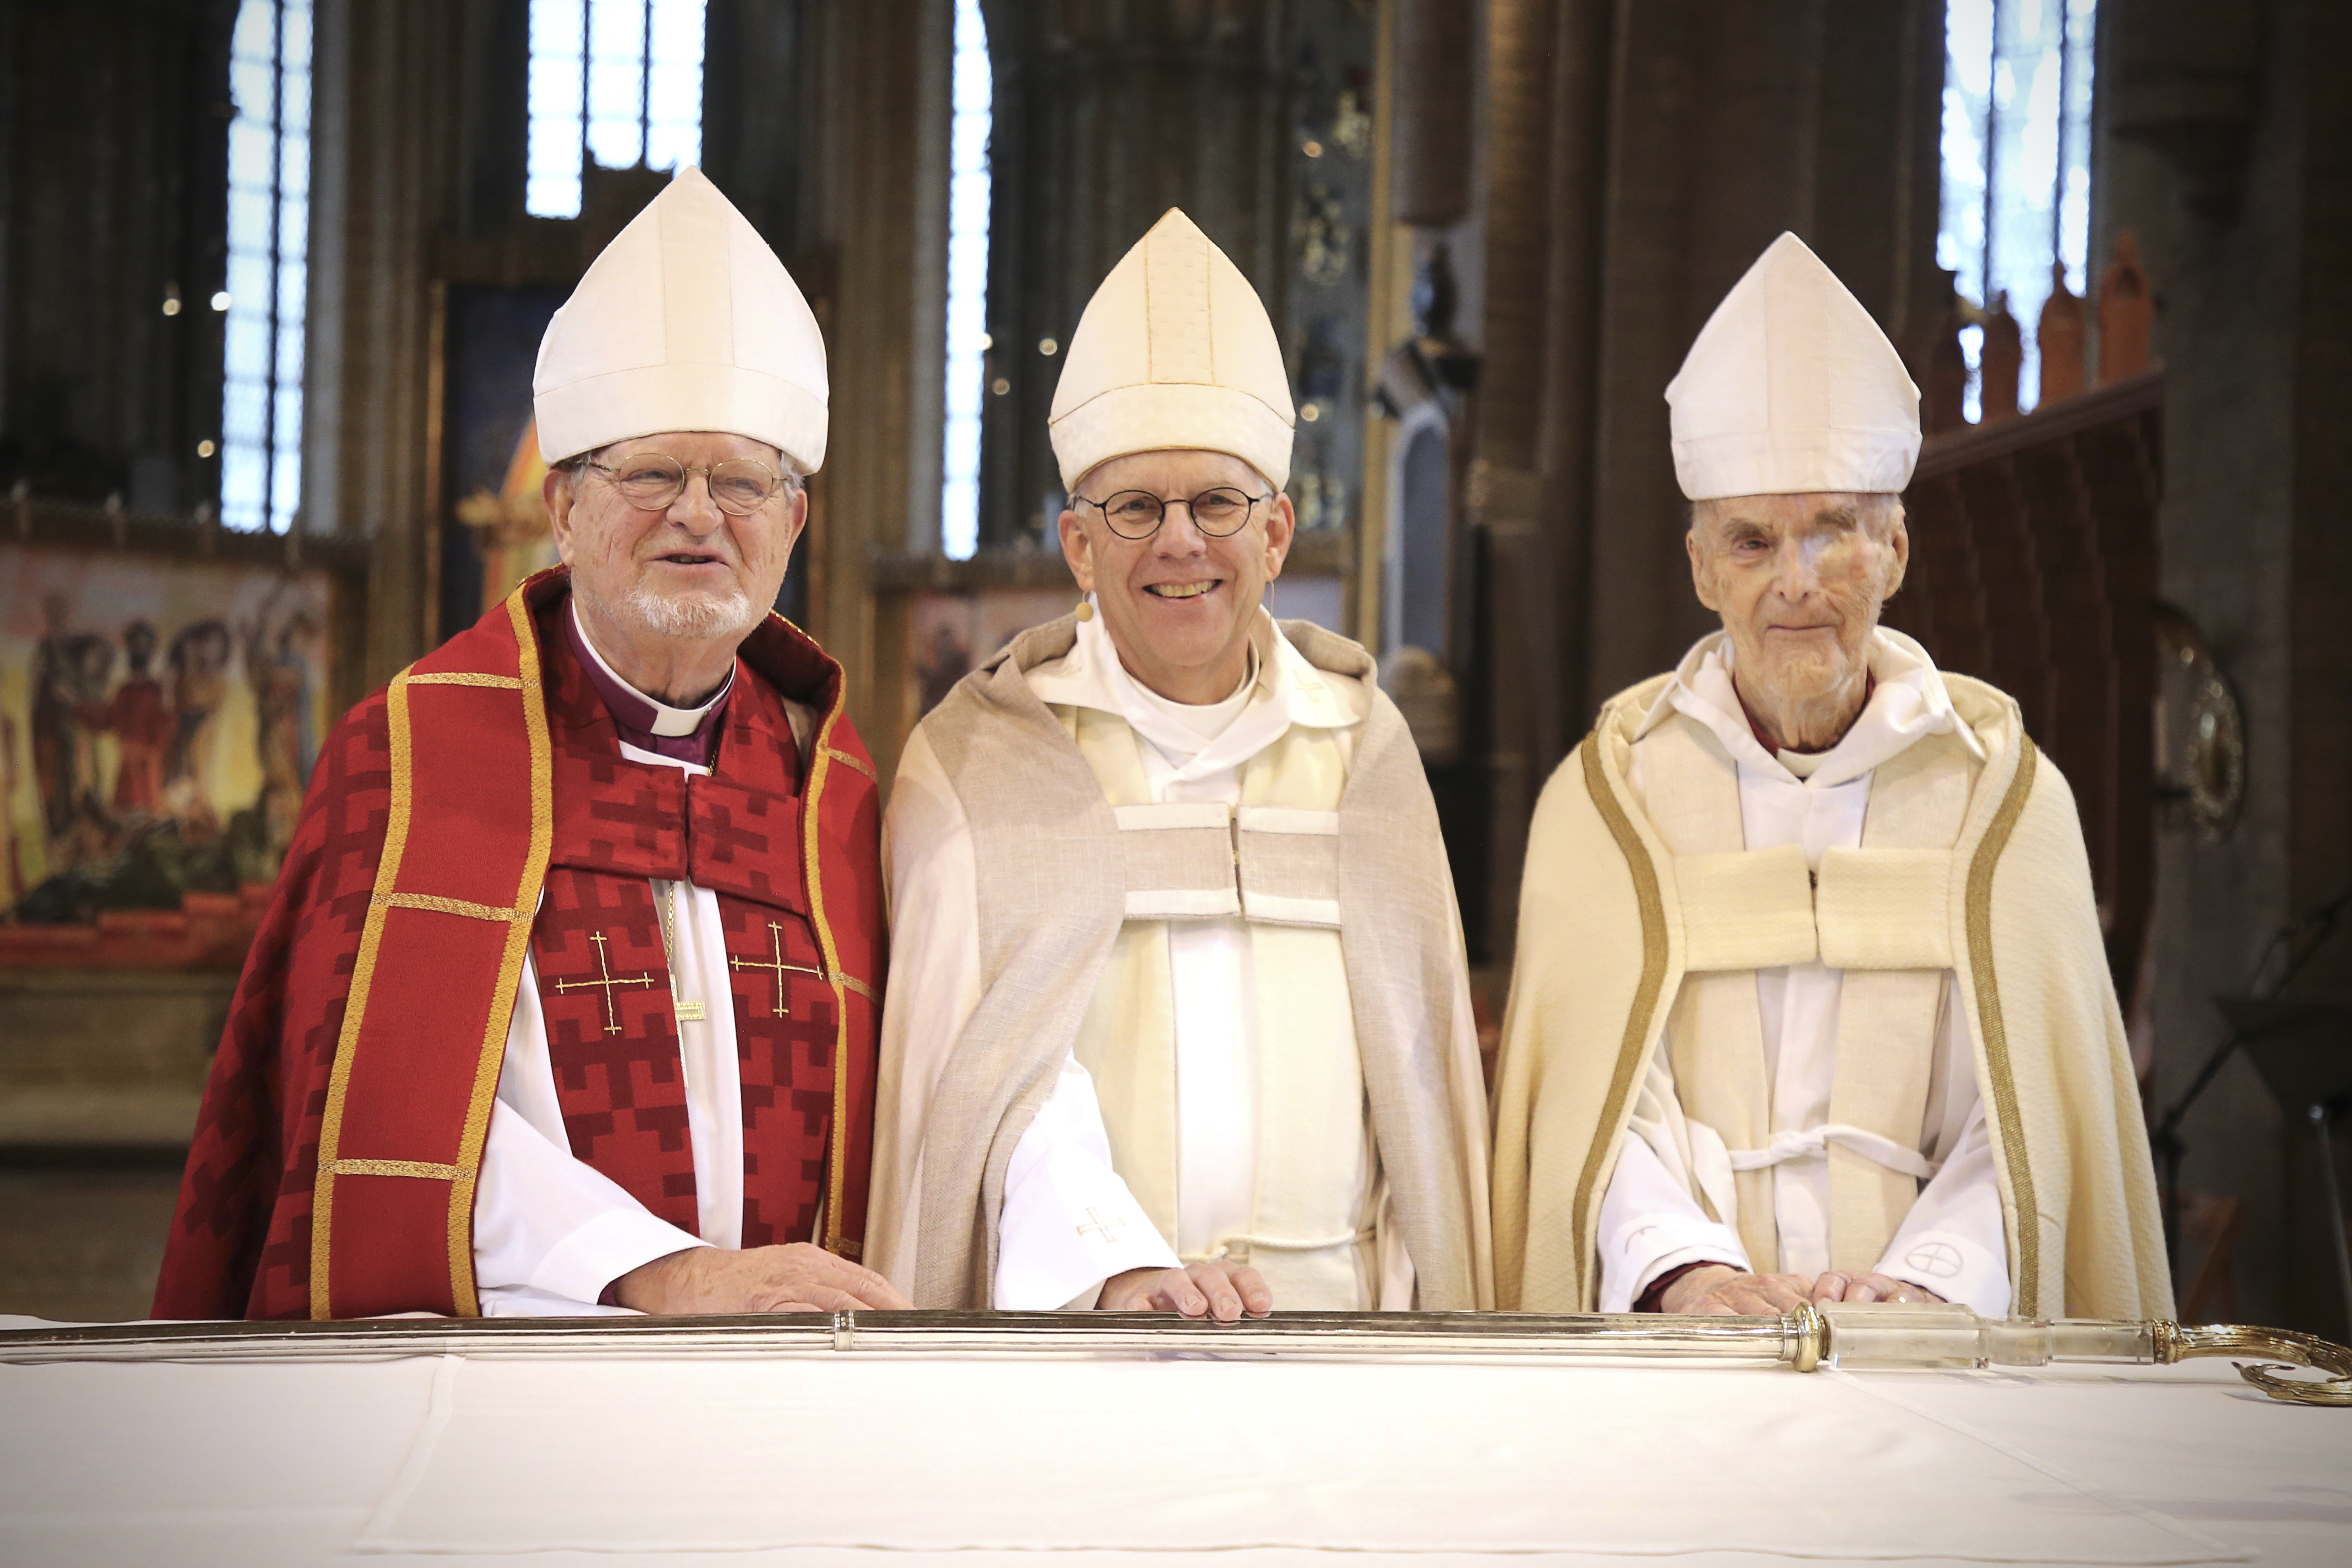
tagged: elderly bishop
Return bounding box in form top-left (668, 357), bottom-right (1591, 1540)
top-left (156, 170), bottom-right (907, 1319)
top-left (1490, 233), bottom-right (2170, 1321)
top-left (871, 210), bottom-right (1492, 1319)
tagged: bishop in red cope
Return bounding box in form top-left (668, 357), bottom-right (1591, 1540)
top-left (155, 168), bottom-right (905, 1320)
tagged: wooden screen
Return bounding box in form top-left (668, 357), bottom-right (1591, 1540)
top-left (1887, 369), bottom-right (2164, 991)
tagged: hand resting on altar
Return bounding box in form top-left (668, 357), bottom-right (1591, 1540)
top-left (1097, 1260), bottom-right (1273, 1322)
top-left (614, 1243), bottom-right (914, 1314)
top-left (1804, 1269), bottom-right (1944, 1307)
top-left (1656, 1264), bottom-right (1945, 1315)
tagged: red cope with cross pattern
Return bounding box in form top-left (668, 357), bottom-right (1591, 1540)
top-left (528, 868), bottom-right (839, 1248)
top-left (531, 617), bottom-right (840, 1252)
top-left (151, 570), bottom-right (883, 1320)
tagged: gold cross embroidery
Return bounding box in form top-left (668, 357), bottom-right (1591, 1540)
top-left (1076, 1207), bottom-right (1125, 1244)
top-left (551, 931), bottom-right (660, 1035)
top-left (728, 920), bottom-right (823, 1016)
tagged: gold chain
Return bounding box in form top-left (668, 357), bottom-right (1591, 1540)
top-left (659, 882), bottom-right (707, 1025)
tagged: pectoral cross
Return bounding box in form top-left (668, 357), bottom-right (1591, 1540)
top-left (657, 886), bottom-right (705, 1025)
top-left (552, 931), bottom-right (659, 1035)
top-left (1076, 1208), bottom-right (1125, 1244)
top-left (728, 920), bottom-right (824, 1016)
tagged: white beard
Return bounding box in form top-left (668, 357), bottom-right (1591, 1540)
top-left (615, 580), bottom-right (761, 643)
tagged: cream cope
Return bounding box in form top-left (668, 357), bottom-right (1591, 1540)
top-left (871, 211), bottom-right (1491, 1315)
top-left (1488, 231), bottom-right (2171, 1321)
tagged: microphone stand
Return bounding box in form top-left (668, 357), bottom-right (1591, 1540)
top-left (2151, 883), bottom-right (2352, 1286)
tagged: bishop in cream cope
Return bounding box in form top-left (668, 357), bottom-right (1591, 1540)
top-left (1488, 233), bottom-right (2170, 1321)
top-left (871, 210), bottom-right (1492, 1315)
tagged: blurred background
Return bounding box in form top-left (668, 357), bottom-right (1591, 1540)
top-left (0, 0), bottom-right (2345, 1335)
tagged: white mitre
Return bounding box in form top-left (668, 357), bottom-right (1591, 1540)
top-left (1665, 231), bottom-right (1919, 500)
top-left (1049, 207), bottom-right (1294, 491)
top-left (533, 167), bottom-right (828, 472)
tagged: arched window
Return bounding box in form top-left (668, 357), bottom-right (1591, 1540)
top-left (940, 0), bottom-right (992, 560)
top-left (1938, 0), bottom-right (2098, 417)
top-left (221, 0), bottom-right (312, 534)
top-left (528, 0), bottom-right (708, 220)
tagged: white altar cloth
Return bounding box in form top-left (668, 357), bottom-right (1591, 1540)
top-left (2, 1318), bottom-right (2348, 1567)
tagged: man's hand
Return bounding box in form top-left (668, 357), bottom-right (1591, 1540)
top-left (1097, 1261), bottom-right (1272, 1322)
top-left (1808, 1269), bottom-right (1945, 1306)
top-left (1657, 1263), bottom-right (1820, 1315)
top-left (612, 1243), bottom-right (913, 1315)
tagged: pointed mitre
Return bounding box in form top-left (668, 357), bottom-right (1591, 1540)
top-left (1049, 208), bottom-right (1294, 491)
top-left (1665, 232), bottom-right (1919, 499)
top-left (533, 168), bottom-right (828, 472)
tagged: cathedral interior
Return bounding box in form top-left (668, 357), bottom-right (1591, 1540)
top-left (0, 0), bottom-right (2346, 1335)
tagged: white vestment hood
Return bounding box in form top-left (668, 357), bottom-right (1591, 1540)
top-left (1049, 208), bottom-right (1295, 492)
top-left (1666, 232), bottom-right (1920, 500)
top-left (533, 167), bottom-right (829, 472)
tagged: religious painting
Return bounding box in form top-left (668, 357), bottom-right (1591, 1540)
top-left (902, 576), bottom-right (1349, 723)
top-left (1265, 573), bottom-right (1346, 635)
top-left (0, 542), bottom-right (334, 966)
top-left (906, 587), bottom-right (1076, 718)
top-left (439, 285), bottom-right (568, 643)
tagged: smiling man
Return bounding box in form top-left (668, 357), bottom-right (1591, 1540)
top-left (869, 210), bottom-right (1492, 1319)
top-left (1489, 233), bottom-right (2169, 1322)
top-left (155, 170), bottom-right (907, 1320)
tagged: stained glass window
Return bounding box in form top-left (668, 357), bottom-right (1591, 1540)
top-left (940, 0), bottom-right (992, 560)
top-left (528, 0), bottom-right (707, 220)
top-left (1938, 0), bottom-right (2096, 417)
top-left (220, 0), bottom-right (311, 534)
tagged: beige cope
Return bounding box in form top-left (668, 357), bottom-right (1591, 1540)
top-left (873, 614), bottom-right (1493, 1312)
top-left (1490, 672), bottom-right (2172, 1320)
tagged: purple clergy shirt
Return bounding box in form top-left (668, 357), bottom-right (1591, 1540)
top-left (565, 599), bottom-right (733, 768)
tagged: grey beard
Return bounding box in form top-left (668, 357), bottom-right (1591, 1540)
top-left (613, 580), bottom-right (761, 643)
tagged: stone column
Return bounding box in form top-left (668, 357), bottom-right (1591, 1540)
top-left (306, 0), bottom-right (471, 690)
top-left (798, 0), bottom-right (950, 767)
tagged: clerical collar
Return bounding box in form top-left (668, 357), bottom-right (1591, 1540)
top-left (1025, 599), bottom-right (1361, 782)
top-left (1740, 674), bottom-right (1872, 774)
top-left (1068, 602), bottom-right (1261, 767)
top-left (566, 599), bottom-right (734, 767)
top-left (1122, 641), bottom-right (1258, 749)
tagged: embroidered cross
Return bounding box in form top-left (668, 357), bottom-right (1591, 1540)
top-left (729, 920), bottom-right (824, 1016)
top-left (551, 931), bottom-right (659, 1035)
top-left (1076, 1208), bottom-right (1125, 1244)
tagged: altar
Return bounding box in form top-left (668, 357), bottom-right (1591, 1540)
top-left (2, 1311), bottom-right (2348, 1567)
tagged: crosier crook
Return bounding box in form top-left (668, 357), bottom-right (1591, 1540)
top-left (6, 1307), bottom-right (2348, 1405)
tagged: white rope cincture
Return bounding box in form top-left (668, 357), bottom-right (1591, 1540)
top-left (1724, 1124), bottom-right (1940, 1181)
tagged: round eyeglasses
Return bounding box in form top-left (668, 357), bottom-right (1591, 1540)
top-left (1074, 486), bottom-right (1271, 540)
top-left (583, 453), bottom-right (787, 516)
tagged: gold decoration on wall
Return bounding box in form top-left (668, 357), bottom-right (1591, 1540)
top-left (2153, 602), bottom-right (2244, 842)
top-left (455, 417), bottom-right (557, 621)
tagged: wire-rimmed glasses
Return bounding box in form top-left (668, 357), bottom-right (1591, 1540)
top-left (1074, 486), bottom-right (1271, 540)
top-left (583, 453), bottom-right (787, 516)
